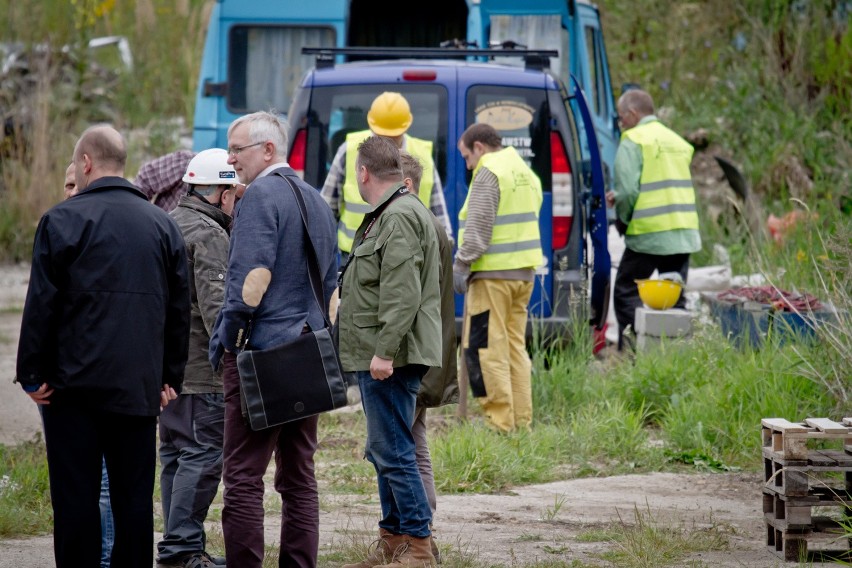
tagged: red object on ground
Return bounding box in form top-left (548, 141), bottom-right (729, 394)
top-left (592, 323), bottom-right (607, 354)
top-left (716, 286), bottom-right (822, 312)
top-left (766, 211), bottom-right (816, 244)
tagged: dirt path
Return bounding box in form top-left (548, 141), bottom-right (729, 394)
top-left (0, 264), bottom-right (813, 566)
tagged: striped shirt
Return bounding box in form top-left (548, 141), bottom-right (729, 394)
top-left (321, 141), bottom-right (453, 239)
top-left (456, 166), bottom-right (533, 281)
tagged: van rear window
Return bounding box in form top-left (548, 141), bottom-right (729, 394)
top-left (228, 25), bottom-right (335, 113)
top-left (466, 86), bottom-right (551, 191)
top-left (305, 85), bottom-right (448, 187)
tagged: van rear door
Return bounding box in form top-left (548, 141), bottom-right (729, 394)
top-left (459, 79), bottom-right (556, 320)
top-left (576, 3), bottom-right (618, 187)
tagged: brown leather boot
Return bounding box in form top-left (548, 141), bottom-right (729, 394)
top-left (342, 528), bottom-right (394, 568)
top-left (430, 535), bottom-right (441, 564)
top-left (376, 534), bottom-right (436, 568)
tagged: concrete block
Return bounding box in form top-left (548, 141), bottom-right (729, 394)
top-left (635, 307), bottom-right (694, 338)
top-left (636, 334), bottom-right (662, 352)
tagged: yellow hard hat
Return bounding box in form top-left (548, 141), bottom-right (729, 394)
top-left (635, 279), bottom-right (683, 310)
top-left (367, 92), bottom-right (413, 137)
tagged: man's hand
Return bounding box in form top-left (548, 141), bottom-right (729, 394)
top-left (160, 384), bottom-right (178, 410)
top-left (370, 355), bottom-right (394, 380)
top-left (605, 190), bottom-right (616, 208)
top-left (26, 383), bottom-right (54, 405)
top-left (453, 261), bottom-right (470, 295)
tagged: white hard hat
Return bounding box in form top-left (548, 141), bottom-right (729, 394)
top-left (182, 148), bottom-right (238, 186)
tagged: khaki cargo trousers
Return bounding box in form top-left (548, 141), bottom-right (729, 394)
top-left (462, 278), bottom-right (533, 432)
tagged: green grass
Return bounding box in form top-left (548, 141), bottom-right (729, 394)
top-left (595, 505), bottom-right (730, 568)
top-left (0, 436), bottom-right (52, 536)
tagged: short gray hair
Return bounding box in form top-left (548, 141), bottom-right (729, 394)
top-left (228, 111), bottom-right (289, 158)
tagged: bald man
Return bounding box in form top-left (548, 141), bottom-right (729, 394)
top-left (605, 89), bottom-right (701, 350)
top-left (16, 124), bottom-right (191, 568)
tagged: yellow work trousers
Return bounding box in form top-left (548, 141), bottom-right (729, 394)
top-left (463, 278), bottom-right (533, 432)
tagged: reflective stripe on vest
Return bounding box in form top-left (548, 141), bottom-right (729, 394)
top-left (622, 120), bottom-right (699, 236)
top-left (458, 146), bottom-right (543, 271)
top-left (339, 130), bottom-right (434, 252)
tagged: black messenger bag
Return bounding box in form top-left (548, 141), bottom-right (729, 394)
top-left (235, 174), bottom-right (347, 430)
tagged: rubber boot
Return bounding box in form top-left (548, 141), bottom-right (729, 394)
top-left (342, 528), bottom-right (394, 568)
top-left (376, 535), bottom-right (436, 568)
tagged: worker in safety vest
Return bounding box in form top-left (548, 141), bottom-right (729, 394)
top-left (321, 91), bottom-right (452, 258)
top-left (453, 123), bottom-right (542, 433)
top-left (605, 88), bottom-right (702, 351)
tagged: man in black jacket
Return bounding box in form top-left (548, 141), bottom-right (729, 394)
top-left (15, 124), bottom-right (191, 568)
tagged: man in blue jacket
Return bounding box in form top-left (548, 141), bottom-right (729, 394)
top-left (16, 124), bottom-right (191, 568)
top-left (209, 111), bottom-right (338, 568)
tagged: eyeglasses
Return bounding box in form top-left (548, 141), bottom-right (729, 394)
top-left (227, 141), bottom-right (263, 156)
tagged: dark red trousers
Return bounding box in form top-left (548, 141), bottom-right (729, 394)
top-left (221, 352), bottom-right (319, 568)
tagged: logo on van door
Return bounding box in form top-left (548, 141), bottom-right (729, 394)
top-left (475, 101), bottom-right (534, 131)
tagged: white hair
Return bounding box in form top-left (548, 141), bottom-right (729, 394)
top-left (228, 111), bottom-right (289, 158)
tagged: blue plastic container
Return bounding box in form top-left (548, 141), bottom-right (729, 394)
top-left (702, 294), bottom-right (837, 349)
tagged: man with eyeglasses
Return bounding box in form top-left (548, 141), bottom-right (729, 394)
top-left (605, 88), bottom-right (701, 351)
top-left (209, 111), bottom-right (338, 568)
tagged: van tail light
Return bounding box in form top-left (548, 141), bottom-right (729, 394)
top-left (288, 128), bottom-right (307, 179)
top-left (550, 131), bottom-right (573, 250)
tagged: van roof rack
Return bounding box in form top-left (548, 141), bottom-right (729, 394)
top-left (302, 47), bottom-right (558, 72)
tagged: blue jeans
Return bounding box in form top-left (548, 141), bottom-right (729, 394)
top-left (358, 365), bottom-right (432, 538)
top-left (100, 457), bottom-right (114, 568)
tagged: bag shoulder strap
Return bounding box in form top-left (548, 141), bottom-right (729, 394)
top-left (275, 172), bottom-right (331, 329)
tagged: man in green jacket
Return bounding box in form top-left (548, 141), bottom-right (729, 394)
top-left (338, 136), bottom-right (442, 568)
top-left (605, 89), bottom-right (701, 350)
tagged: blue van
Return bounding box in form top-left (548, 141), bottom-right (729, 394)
top-left (285, 49), bottom-right (610, 335)
top-left (191, 0), bottom-right (619, 187)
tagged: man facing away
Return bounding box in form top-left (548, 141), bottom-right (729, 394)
top-left (208, 111), bottom-right (338, 568)
top-left (605, 88), bottom-right (701, 351)
top-left (15, 124), bottom-right (191, 568)
top-left (321, 91), bottom-right (452, 259)
top-left (453, 123), bottom-right (543, 433)
top-left (400, 151), bottom-right (459, 564)
top-left (157, 149), bottom-right (239, 568)
top-left (61, 161), bottom-right (115, 568)
top-left (338, 136), bottom-right (442, 568)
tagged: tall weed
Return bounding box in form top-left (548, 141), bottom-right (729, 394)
top-left (0, 61), bottom-right (79, 261)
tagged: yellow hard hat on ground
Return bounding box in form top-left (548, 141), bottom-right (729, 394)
top-left (367, 92), bottom-right (413, 137)
top-left (635, 279), bottom-right (683, 310)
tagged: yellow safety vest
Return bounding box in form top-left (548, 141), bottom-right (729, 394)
top-left (339, 130), bottom-right (435, 252)
top-left (622, 121), bottom-right (699, 236)
top-left (458, 146), bottom-right (543, 272)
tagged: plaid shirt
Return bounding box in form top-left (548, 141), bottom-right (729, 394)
top-left (134, 150), bottom-right (195, 212)
top-left (321, 140), bottom-right (453, 239)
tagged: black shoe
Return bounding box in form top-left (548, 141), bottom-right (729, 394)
top-left (157, 552), bottom-right (223, 568)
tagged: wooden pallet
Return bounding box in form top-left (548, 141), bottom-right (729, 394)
top-left (763, 487), bottom-right (852, 529)
top-left (765, 516), bottom-right (852, 562)
top-left (761, 417), bottom-right (852, 561)
top-left (763, 450), bottom-right (852, 496)
top-left (761, 418), bottom-right (852, 461)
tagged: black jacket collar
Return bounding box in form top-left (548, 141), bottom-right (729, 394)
top-left (76, 176), bottom-right (148, 200)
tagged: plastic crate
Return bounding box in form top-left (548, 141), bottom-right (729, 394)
top-left (702, 293), bottom-right (838, 349)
